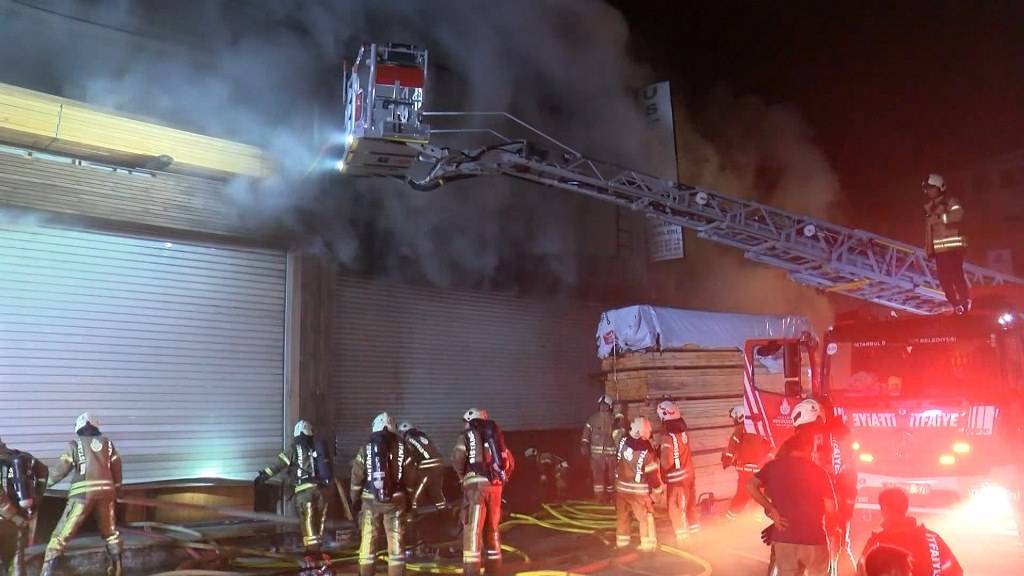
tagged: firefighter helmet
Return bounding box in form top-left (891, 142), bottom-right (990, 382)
top-left (525, 447), bottom-right (538, 458)
top-left (372, 412), bottom-right (395, 433)
top-left (922, 173), bottom-right (946, 193)
top-left (463, 408), bottom-right (488, 422)
top-left (293, 419), bottom-right (313, 437)
top-left (791, 398), bottom-right (823, 427)
top-left (75, 412), bottom-right (96, 433)
top-left (730, 404), bottom-right (747, 422)
top-left (597, 394), bottom-right (614, 408)
top-left (629, 416), bottom-right (653, 440)
top-left (397, 421), bottom-right (413, 435)
top-left (656, 400), bottom-right (682, 421)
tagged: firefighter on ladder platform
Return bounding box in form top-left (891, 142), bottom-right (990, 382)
top-left (352, 413), bottom-right (411, 576)
top-left (257, 419), bottom-right (334, 575)
top-left (923, 172), bottom-right (971, 314)
top-left (656, 401), bottom-right (698, 543)
top-left (722, 404), bottom-right (772, 519)
top-left (581, 394), bottom-right (617, 503)
top-left (42, 413), bottom-right (122, 576)
top-left (791, 398), bottom-right (858, 576)
top-left (615, 416), bottom-right (663, 552)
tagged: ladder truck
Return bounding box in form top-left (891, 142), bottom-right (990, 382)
top-left (333, 43), bottom-right (1024, 526)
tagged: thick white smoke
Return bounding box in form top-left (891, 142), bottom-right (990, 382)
top-left (0, 0), bottom-right (838, 320)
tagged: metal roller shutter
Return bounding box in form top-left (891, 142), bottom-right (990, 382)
top-left (0, 225), bottom-right (286, 482)
top-left (334, 275), bottom-right (602, 464)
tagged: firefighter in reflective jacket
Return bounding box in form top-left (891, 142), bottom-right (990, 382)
top-left (615, 416), bottom-right (663, 552)
top-left (792, 398), bottom-right (858, 576)
top-left (859, 488), bottom-right (963, 576)
top-left (0, 482), bottom-right (28, 576)
top-left (923, 173), bottom-right (970, 313)
top-left (257, 419), bottom-right (333, 574)
top-left (452, 408), bottom-right (514, 576)
top-left (352, 413), bottom-right (411, 576)
top-left (397, 422), bottom-right (446, 512)
top-left (42, 413), bottom-right (123, 576)
top-left (0, 437), bottom-right (48, 576)
top-left (721, 404), bottom-right (771, 519)
top-left (656, 401), bottom-right (697, 542)
top-left (580, 394), bottom-right (617, 502)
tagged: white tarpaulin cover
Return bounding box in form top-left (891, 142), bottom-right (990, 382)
top-left (596, 305), bottom-right (814, 358)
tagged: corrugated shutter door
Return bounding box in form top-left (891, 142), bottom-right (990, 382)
top-left (334, 275), bottom-right (601, 463)
top-left (0, 225), bottom-right (286, 482)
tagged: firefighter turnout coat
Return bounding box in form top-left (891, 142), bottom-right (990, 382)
top-left (615, 437), bottom-right (662, 551)
top-left (261, 437), bottom-right (329, 550)
top-left (659, 423), bottom-right (697, 540)
top-left (352, 431), bottom-right (411, 576)
top-left (924, 195), bottom-right (965, 255)
top-left (452, 421), bottom-right (514, 575)
top-left (581, 409), bottom-right (617, 499)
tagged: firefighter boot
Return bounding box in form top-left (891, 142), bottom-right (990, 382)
top-left (107, 552), bottom-right (123, 576)
top-left (485, 557), bottom-right (504, 576)
top-left (462, 563), bottom-right (482, 576)
top-left (358, 562), bottom-right (375, 576)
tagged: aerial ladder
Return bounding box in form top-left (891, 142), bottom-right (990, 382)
top-left (332, 43), bottom-right (1023, 315)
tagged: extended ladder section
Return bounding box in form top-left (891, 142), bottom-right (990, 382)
top-left (339, 43), bottom-right (1024, 315)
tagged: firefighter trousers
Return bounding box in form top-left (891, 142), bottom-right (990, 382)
top-left (0, 520), bottom-right (26, 576)
top-left (358, 497), bottom-right (405, 576)
top-left (461, 481), bottom-right (503, 575)
top-left (728, 470), bottom-right (755, 515)
top-left (666, 481), bottom-right (698, 541)
top-left (935, 249), bottom-right (969, 308)
top-left (615, 493), bottom-right (657, 551)
top-left (410, 468), bottom-right (447, 511)
top-left (294, 486), bottom-right (328, 552)
top-left (589, 454), bottom-right (615, 500)
top-left (44, 496), bottom-right (121, 563)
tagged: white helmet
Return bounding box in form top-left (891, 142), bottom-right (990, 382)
top-left (597, 394), bottom-right (613, 408)
top-left (397, 421), bottom-right (413, 435)
top-left (463, 408), bottom-right (488, 423)
top-left (524, 447), bottom-right (538, 458)
top-left (729, 404), bottom-right (747, 422)
top-left (791, 399), bottom-right (823, 428)
top-left (293, 419), bottom-right (313, 437)
top-left (629, 416), bottom-right (652, 440)
top-left (923, 173), bottom-right (946, 193)
top-left (656, 400), bottom-right (681, 421)
top-left (372, 412), bottom-right (395, 433)
top-left (75, 412), bottom-right (96, 433)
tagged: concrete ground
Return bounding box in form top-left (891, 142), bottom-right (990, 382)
top-left (20, 505), bottom-right (1024, 575)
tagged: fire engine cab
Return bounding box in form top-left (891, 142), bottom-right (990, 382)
top-left (743, 308), bottom-right (1024, 529)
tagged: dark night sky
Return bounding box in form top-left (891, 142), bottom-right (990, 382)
top-left (612, 1), bottom-right (1024, 240)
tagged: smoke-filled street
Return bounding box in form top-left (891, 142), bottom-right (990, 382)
top-left (2, 1), bottom-right (1024, 575)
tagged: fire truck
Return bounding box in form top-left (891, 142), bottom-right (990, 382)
top-left (741, 306), bottom-right (1024, 527)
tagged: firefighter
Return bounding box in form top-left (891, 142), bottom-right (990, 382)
top-left (256, 419), bottom-right (333, 574)
top-left (612, 409), bottom-right (627, 447)
top-left (452, 408), bottom-right (514, 576)
top-left (352, 413), bottom-right (411, 576)
top-left (42, 413), bottom-right (123, 576)
top-left (0, 484), bottom-right (28, 576)
top-left (721, 404), bottom-right (771, 519)
top-left (580, 394), bottom-right (617, 502)
top-left (397, 421), bottom-right (446, 513)
top-left (791, 398), bottom-right (857, 576)
top-left (615, 416), bottom-right (663, 552)
top-left (859, 488), bottom-right (963, 576)
top-left (0, 437), bottom-right (48, 576)
top-left (525, 448), bottom-right (570, 502)
top-left (656, 401), bottom-right (697, 542)
top-left (923, 173), bottom-right (970, 313)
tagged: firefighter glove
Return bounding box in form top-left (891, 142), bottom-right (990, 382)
top-left (760, 524), bottom-right (774, 546)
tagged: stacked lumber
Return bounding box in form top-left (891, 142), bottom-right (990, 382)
top-left (601, 348), bottom-right (759, 505)
top-left (0, 83), bottom-right (270, 178)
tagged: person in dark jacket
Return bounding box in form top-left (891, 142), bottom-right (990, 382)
top-left (859, 488), bottom-right (962, 576)
top-left (0, 437), bottom-right (48, 576)
top-left (861, 545), bottom-right (912, 576)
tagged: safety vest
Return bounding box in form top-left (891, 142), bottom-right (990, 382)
top-left (925, 195), bottom-right (966, 253)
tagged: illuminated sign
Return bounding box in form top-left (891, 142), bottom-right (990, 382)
top-left (850, 412), bottom-right (898, 428)
top-left (847, 409), bottom-right (961, 428)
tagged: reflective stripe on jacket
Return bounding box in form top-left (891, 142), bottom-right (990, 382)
top-left (581, 410), bottom-right (617, 456)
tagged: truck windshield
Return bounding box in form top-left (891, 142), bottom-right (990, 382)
top-left (826, 336), bottom-right (1003, 399)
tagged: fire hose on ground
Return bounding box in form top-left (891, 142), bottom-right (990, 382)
top-left (41, 494), bottom-right (712, 575)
